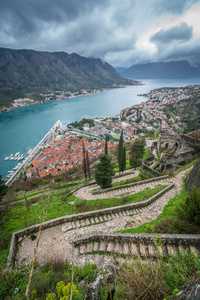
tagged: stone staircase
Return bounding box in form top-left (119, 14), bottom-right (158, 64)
top-left (76, 175), bottom-right (172, 200)
top-left (74, 233), bottom-right (200, 258)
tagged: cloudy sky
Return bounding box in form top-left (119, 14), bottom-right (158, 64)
top-left (0, 0), bottom-right (200, 67)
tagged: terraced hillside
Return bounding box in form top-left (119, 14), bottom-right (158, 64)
top-left (3, 167), bottom-right (192, 269)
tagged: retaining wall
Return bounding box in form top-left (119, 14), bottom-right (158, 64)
top-left (92, 175), bottom-right (168, 195)
top-left (141, 162), bottom-right (160, 176)
top-left (6, 183), bottom-right (174, 269)
top-left (74, 233), bottom-right (200, 258)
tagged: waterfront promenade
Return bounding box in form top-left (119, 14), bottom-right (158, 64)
top-left (5, 120), bottom-right (62, 186)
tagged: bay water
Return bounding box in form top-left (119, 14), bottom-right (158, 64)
top-left (0, 78), bottom-right (200, 178)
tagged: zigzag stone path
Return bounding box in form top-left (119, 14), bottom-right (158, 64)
top-left (16, 168), bottom-right (189, 268)
top-left (75, 171), bottom-right (172, 200)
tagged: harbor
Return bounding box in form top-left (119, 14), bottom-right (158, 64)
top-left (5, 120), bottom-right (62, 186)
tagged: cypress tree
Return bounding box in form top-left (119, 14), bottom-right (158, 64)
top-left (123, 146), bottom-right (126, 172)
top-left (129, 138), bottom-right (145, 168)
top-left (118, 130), bottom-right (124, 173)
top-left (105, 136), bottom-right (108, 155)
top-left (95, 154), bottom-right (115, 189)
top-left (82, 141), bottom-right (87, 179)
top-left (86, 150), bottom-right (90, 179)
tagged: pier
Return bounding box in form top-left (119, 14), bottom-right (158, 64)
top-left (5, 120), bottom-right (62, 186)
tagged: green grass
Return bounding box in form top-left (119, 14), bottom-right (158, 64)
top-left (116, 184), bottom-right (187, 234)
top-left (112, 176), bottom-right (140, 188)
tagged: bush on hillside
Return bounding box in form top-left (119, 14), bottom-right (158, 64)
top-left (115, 248), bottom-right (200, 300)
top-left (149, 218), bottom-right (197, 234)
top-left (176, 187), bottom-right (200, 225)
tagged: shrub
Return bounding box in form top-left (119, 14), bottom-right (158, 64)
top-left (176, 187), bottom-right (200, 225)
top-left (30, 272), bottom-right (65, 298)
top-left (73, 263), bottom-right (97, 283)
top-left (76, 200), bottom-right (88, 213)
top-left (54, 176), bottom-right (62, 183)
top-left (139, 171), bottom-right (151, 180)
top-left (0, 269), bottom-right (28, 299)
top-left (46, 293), bottom-right (57, 300)
top-left (115, 247), bottom-right (200, 299)
top-left (151, 218), bottom-right (197, 234)
top-left (116, 259), bottom-right (167, 299)
top-left (62, 283), bottom-right (79, 299)
top-left (56, 281), bottom-right (65, 298)
top-left (164, 248), bottom-right (200, 289)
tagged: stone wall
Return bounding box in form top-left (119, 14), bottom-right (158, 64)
top-left (92, 174), bottom-right (167, 195)
top-left (141, 162), bottom-right (160, 176)
top-left (143, 155), bottom-right (155, 166)
top-left (74, 233), bottom-right (200, 258)
top-left (6, 183), bottom-right (174, 269)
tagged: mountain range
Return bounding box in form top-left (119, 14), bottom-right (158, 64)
top-left (0, 48), bottom-right (134, 108)
top-left (117, 61), bottom-right (200, 79)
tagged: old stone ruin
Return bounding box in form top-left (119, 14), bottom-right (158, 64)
top-left (145, 129), bottom-right (200, 172)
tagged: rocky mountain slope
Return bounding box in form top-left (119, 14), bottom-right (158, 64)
top-left (117, 61), bottom-right (200, 79)
top-left (0, 48), bottom-right (134, 107)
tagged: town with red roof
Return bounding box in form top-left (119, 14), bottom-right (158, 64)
top-left (26, 133), bottom-right (117, 179)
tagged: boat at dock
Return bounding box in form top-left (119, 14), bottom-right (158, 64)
top-left (27, 149), bottom-right (32, 155)
top-left (4, 152), bottom-right (26, 161)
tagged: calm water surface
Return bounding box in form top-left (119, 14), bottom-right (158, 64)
top-left (0, 78), bottom-right (200, 178)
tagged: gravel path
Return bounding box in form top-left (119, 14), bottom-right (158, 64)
top-left (16, 168), bottom-right (189, 267)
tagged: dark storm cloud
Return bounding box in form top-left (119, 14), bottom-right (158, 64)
top-left (153, 0), bottom-right (199, 15)
top-left (150, 23), bottom-right (193, 45)
top-left (0, 0), bottom-right (200, 66)
top-left (148, 21), bottom-right (200, 64)
top-left (156, 40), bottom-right (200, 65)
top-left (0, 0), bottom-right (106, 37)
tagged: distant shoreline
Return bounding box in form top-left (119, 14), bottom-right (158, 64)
top-left (0, 82), bottom-right (142, 114)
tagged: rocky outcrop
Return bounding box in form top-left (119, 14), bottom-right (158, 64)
top-left (167, 134), bottom-right (200, 165)
top-left (157, 130), bottom-right (200, 167)
top-left (171, 276), bottom-right (200, 300)
top-left (186, 160), bottom-right (200, 192)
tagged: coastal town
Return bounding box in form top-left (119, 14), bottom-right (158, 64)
top-left (26, 133), bottom-right (116, 179)
top-left (121, 85), bottom-right (200, 133)
top-left (3, 84), bottom-right (200, 182)
top-left (0, 88), bottom-right (108, 112)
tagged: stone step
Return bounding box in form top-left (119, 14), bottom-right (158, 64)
top-left (86, 242), bottom-right (94, 253)
top-left (99, 216), bottom-right (104, 222)
top-left (90, 217), bottom-right (95, 224)
top-left (99, 241), bottom-right (107, 252)
top-left (103, 215), bottom-right (108, 221)
top-left (74, 247), bottom-right (80, 257)
top-left (80, 219), bottom-right (86, 227)
top-left (71, 221), bottom-right (76, 229)
top-left (75, 220), bottom-right (81, 228)
top-left (107, 241), bottom-right (115, 253)
top-left (93, 242), bottom-right (100, 252)
top-left (94, 217), bottom-right (99, 223)
top-left (85, 218), bottom-right (90, 226)
top-left (114, 242), bottom-right (123, 254)
top-left (80, 244), bottom-right (87, 254)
